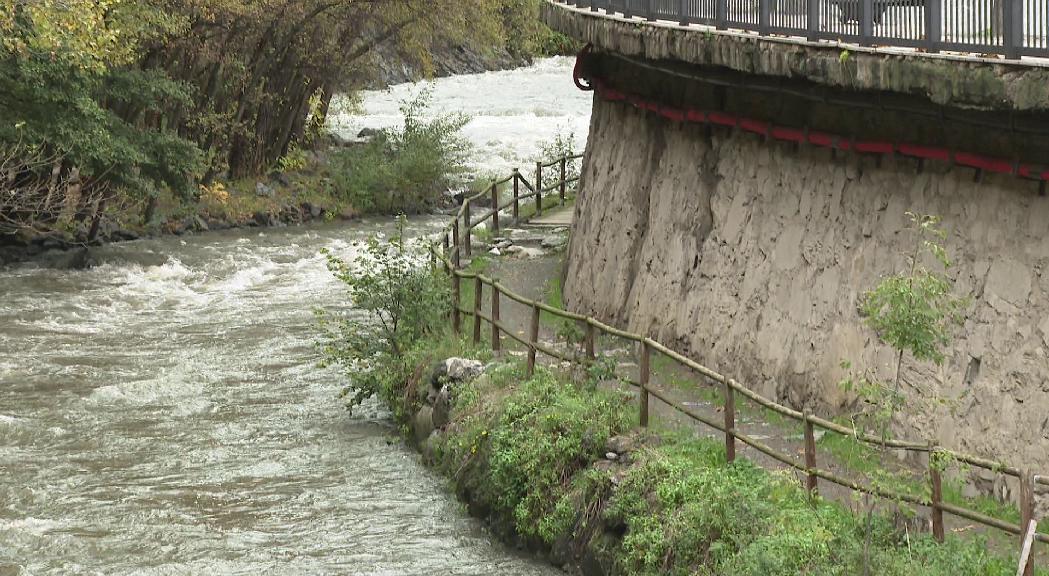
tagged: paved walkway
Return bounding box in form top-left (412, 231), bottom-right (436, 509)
top-left (527, 205), bottom-right (574, 227)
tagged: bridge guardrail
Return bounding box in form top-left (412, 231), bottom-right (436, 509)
top-left (555, 0), bottom-right (1049, 59)
top-left (428, 151), bottom-right (1044, 573)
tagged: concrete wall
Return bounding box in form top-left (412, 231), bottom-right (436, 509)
top-left (565, 93), bottom-right (1049, 478)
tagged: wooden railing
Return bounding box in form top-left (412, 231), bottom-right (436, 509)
top-left (429, 153), bottom-right (1043, 574)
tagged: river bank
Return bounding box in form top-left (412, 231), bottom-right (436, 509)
top-left (376, 331), bottom-right (1031, 576)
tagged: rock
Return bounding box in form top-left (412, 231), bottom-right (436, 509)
top-left (445, 357), bottom-right (484, 381)
top-left (269, 171), bottom-right (291, 187)
top-left (206, 218), bottom-right (230, 231)
top-left (413, 406), bottom-right (434, 445)
top-left (429, 361), bottom-right (450, 390)
top-left (605, 451), bottom-right (618, 461)
top-left (605, 435), bottom-right (636, 455)
top-left (357, 127), bottom-right (381, 139)
top-left (110, 228), bottom-right (140, 242)
top-left (255, 181), bottom-right (275, 198)
top-left (488, 247), bottom-right (501, 256)
top-left (192, 215), bottom-right (209, 232)
top-left (433, 386), bottom-right (453, 429)
top-left (495, 239), bottom-right (513, 250)
top-left (509, 246), bottom-right (546, 258)
top-left (330, 133), bottom-right (354, 147)
top-left (252, 211), bottom-right (270, 227)
top-left (540, 234), bottom-right (567, 249)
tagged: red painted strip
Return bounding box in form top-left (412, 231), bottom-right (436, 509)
top-left (589, 78), bottom-right (1049, 182)
top-left (686, 109), bottom-right (707, 123)
top-left (771, 127), bottom-right (806, 143)
top-left (955, 153), bottom-right (1014, 174)
top-left (898, 144), bottom-right (950, 162)
top-left (739, 118), bottom-right (769, 135)
top-left (855, 141), bottom-right (895, 154)
top-left (661, 105), bottom-right (685, 122)
top-left (808, 132), bottom-right (834, 148)
top-left (708, 112), bottom-right (738, 127)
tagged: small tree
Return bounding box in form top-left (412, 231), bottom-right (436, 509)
top-left (317, 216), bottom-right (450, 412)
top-left (859, 212), bottom-right (967, 429)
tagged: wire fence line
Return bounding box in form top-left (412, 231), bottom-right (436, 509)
top-left (427, 152), bottom-right (1044, 573)
top-left (554, 0), bottom-right (1049, 58)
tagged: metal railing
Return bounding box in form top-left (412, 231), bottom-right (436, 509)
top-left (430, 151), bottom-right (1044, 574)
top-left (555, 0), bottom-right (1049, 59)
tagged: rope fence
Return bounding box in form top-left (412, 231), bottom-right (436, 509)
top-left (428, 152), bottom-right (1044, 574)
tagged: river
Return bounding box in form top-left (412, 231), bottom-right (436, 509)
top-left (0, 58), bottom-right (591, 575)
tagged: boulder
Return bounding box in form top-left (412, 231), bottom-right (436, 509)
top-left (413, 406), bottom-right (434, 445)
top-left (433, 385), bottom-right (453, 429)
top-left (445, 357), bottom-right (484, 381)
top-left (541, 234), bottom-right (567, 249)
top-left (110, 228), bottom-right (140, 242)
top-left (605, 435), bottom-right (636, 455)
top-left (357, 127), bottom-right (380, 139)
top-left (270, 171), bottom-right (291, 187)
top-left (255, 181), bottom-right (275, 198)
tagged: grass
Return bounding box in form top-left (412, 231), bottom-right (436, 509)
top-left (399, 332), bottom-right (1041, 576)
top-left (817, 425), bottom-right (1046, 533)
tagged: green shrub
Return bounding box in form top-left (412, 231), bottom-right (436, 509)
top-left (328, 89), bottom-right (470, 214)
top-left (317, 217), bottom-right (450, 414)
top-left (434, 366), bottom-right (632, 541)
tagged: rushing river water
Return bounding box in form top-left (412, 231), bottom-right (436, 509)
top-left (0, 58), bottom-right (590, 575)
top-left (330, 56), bottom-right (592, 175)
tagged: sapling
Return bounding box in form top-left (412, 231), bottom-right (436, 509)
top-left (841, 212), bottom-right (966, 574)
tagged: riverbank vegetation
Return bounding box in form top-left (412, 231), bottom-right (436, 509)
top-left (0, 0), bottom-right (572, 254)
top-left (320, 233), bottom-right (1039, 576)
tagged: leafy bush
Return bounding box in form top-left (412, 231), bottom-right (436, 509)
top-left (317, 217), bottom-right (450, 413)
top-left (433, 365), bottom-right (632, 541)
top-left (538, 129), bottom-right (581, 183)
top-left (328, 90), bottom-right (471, 214)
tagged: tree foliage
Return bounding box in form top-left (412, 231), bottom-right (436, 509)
top-left (317, 218), bottom-right (450, 412)
top-left (0, 0), bottom-right (552, 238)
top-left (861, 213), bottom-right (966, 366)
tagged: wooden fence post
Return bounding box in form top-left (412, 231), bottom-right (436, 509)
top-left (535, 161), bottom-right (543, 217)
top-left (639, 340), bottom-right (650, 427)
top-left (584, 321), bottom-right (595, 364)
top-left (527, 303), bottom-right (540, 377)
top-left (490, 183), bottom-right (500, 234)
top-left (1019, 470), bottom-right (1035, 576)
top-left (724, 379), bottom-right (736, 463)
top-left (441, 234), bottom-right (450, 273)
top-left (463, 200), bottom-right (472, 258)
top-left (804, 412), bottom-right (818, 496)
top-left (929, 441), bottom-right (945, 543)
top-left (472, 276), bottom-right (482, 345)
top-left (491, 283), bottom-right (501, 352)
top-left (1018, 519), bottom-right (1037, 576)
top-left (512, 170), bottom-right (520, 222)
top-left (559, 156), bottom-right (567, 204)
top-left (452, 274), bottom-right (461, 334)
top-left (452, 219), bottom-right (461, 269)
